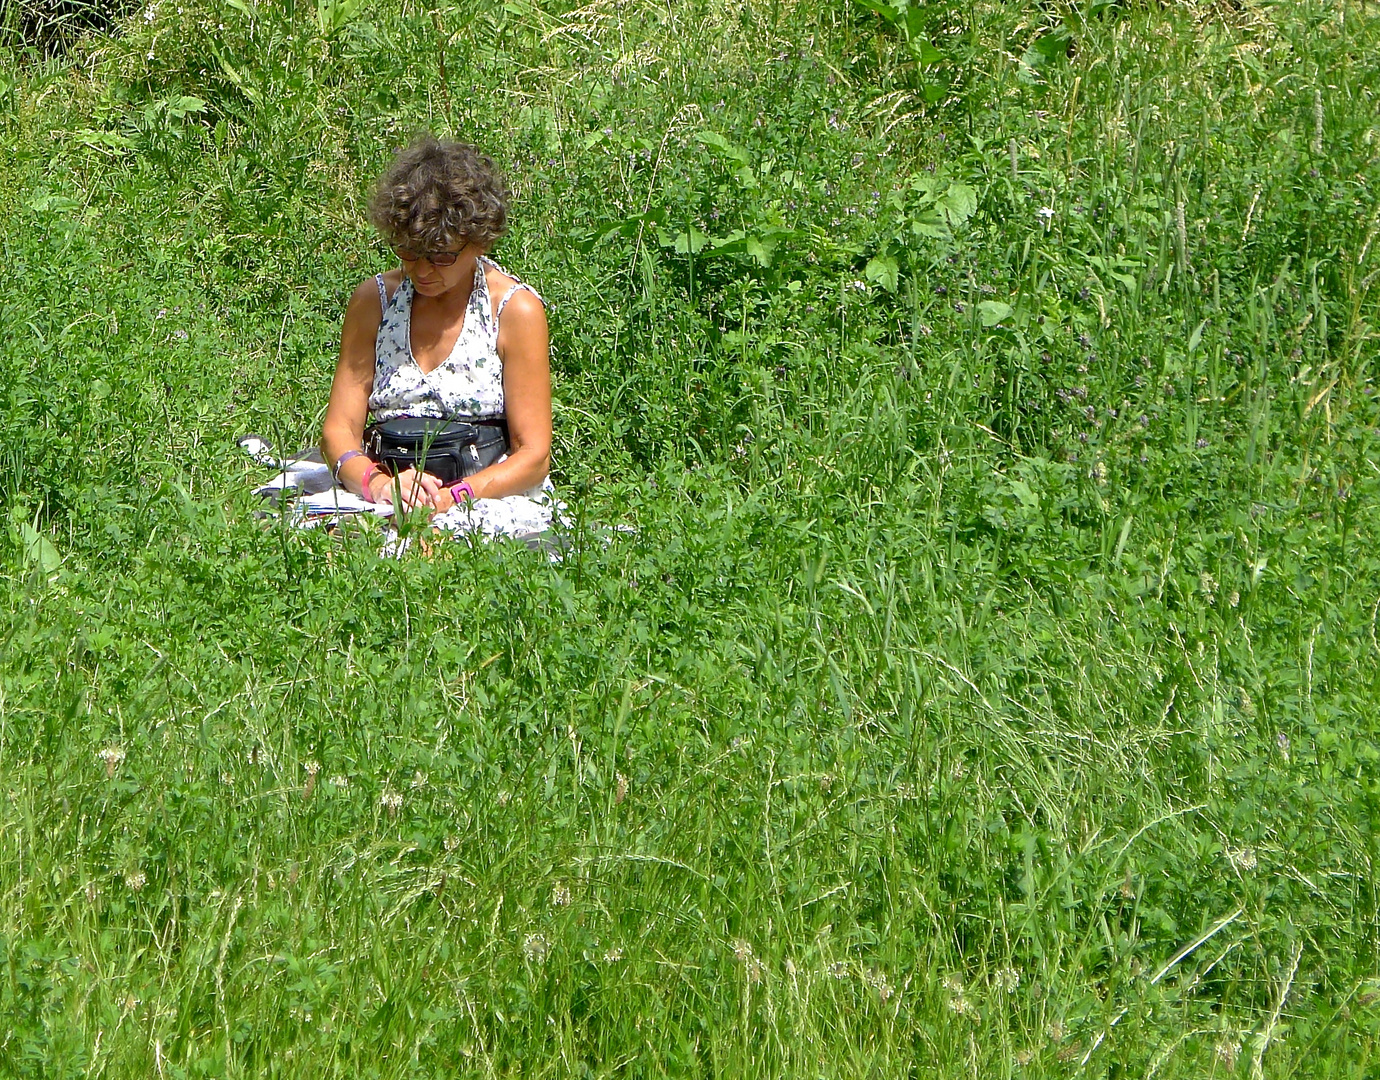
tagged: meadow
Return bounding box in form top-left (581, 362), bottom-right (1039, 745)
top-left (1, 0), bottom-right (1379, 1075)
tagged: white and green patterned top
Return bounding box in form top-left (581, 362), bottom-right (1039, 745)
top-left (367, 257), bottom-right (539, 423)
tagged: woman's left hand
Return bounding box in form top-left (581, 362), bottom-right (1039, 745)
top-left (374, 467), bottom-right (443, 511)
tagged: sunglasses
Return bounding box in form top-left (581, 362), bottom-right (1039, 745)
top-left (392, 246), bottom-right (461, 267)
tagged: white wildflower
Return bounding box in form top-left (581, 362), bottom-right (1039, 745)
top-left (948, 995), bottom-right (977, 1017)
top-left (551, 882), bottom-right (571, 907)
top-left (865, 967), bottom-right (894, 1003)
top-left (124, 870), bottom-right (146, 892)
top-left (98, 746), bottom-right (126, 777)
top-left (523, 933), bottom-right (550, 963)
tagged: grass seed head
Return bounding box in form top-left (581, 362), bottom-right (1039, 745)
top-left (381, 789), bottom-right (403, 816)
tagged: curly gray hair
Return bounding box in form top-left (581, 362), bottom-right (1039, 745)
top-left (368, 135), bottom-right (509, 252)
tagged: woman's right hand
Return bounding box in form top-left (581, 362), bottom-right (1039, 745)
top-left (368, 467), bottom-right (443, 511)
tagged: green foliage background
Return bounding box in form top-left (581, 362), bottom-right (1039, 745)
top-left (1, 0), bottom-right (1379, 1075)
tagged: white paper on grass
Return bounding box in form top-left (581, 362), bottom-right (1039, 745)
top-left (297, 488), bottom-right (393, 517)
top-left (253, 458), bottom-right (337, 496)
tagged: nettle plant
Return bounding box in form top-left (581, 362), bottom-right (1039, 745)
top-left (863, 168), bottom-right (977, 294)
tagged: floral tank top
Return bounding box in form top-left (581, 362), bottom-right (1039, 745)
top-left (368, 257), bottom-right (540, 422)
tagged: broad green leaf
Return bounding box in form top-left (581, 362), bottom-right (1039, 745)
top-left (1188, 318), bottom-right (1207, 353)
top-left (694, 131), bottom-right (752, 166)
top-left (668, 227), bottom-right (709, 255)
top-left (1024, 28), bottom-right (1072, 67)
top-left (937, 181), bottom-right (977, 227)
top-left (911, 213), bottom-right (948, 240)
top-left (27, 192), bottom-right (81, 213)
top-left (1021, 27), bottom-right (1073, 81)
top-left (865, 254), bottom-right (899, 293)
top-left (577, 209), bottom-right (665, 252)
top-left (745, 236), bottom-right (776, 267)
top-left (907, 35), bottom-right (943, 65)
top-left (318, 0), bottom-right (366, 37)
top-left (978, 300), bottom-right (1013, 326)
top-left (903, 5), bottom-right (926, 43)
top-left (1008, 478), bottom-right (1039, 509)
top-left (20, 523), bottom-right (61, 576)
top-left (853, 0), bottom-right (902, 28)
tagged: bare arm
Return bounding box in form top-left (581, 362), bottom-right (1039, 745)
top-left (321, 275), bottom-right (439, 508)
top-left (321, 278), bottom-right (383, 495)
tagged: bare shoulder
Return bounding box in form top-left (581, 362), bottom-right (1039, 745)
top-left (498, 286), bottom-right (546, 326)
top-left (344, 271), bottom-right (398, 327)
top-left (486, 265), bottom-right (544, 309)
top-left (484, 263), bottom-right (518, 296)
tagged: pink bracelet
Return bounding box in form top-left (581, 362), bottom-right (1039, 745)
top-left (449, 480), bottom-right (476, 505)
top-left (360, 463), bottom-right (380, 502)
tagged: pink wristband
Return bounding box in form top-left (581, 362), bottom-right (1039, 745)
top-left (360, 463), bottom-right (380, 502)
top-left (449, 480), bottom-right (475, 505)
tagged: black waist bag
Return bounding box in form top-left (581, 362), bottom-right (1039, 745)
top-left (364, 417), bottom-right (508, 485)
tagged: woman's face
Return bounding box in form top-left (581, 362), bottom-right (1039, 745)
top-left (395, 240), bottom-right (483, 299)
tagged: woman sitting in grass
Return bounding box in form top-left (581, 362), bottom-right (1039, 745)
top-left (321, 134), bottom-right (557, 538)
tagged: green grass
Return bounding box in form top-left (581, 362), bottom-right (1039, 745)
top-left (2, 0), bottom-right (1379, 1075)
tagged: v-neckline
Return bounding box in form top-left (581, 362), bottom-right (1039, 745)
top-left (405, 260), bottom-right (487, 377)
